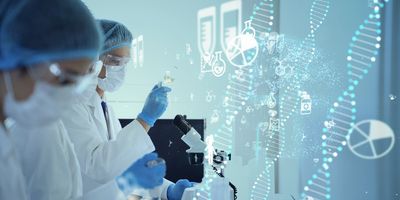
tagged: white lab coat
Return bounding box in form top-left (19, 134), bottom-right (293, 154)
top-left (10, 120), bottom-right (83, 200)
top-left (0, 125), bottom-right (28, 200)
top-left (61, 91), bottom-right (172, 200)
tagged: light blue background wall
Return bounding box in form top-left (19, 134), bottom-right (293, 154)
top-left (280, 0), bottom-right (399, 199)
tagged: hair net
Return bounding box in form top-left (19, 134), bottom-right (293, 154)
top-left (97, 19), bottom-right (133, 54)
top-left (0, 0), bottom-right (20, 67)
top-left (0, 0), bottom-right (103, 70)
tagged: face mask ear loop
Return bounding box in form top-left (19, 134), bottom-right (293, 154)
top-left (3, 72), bottom-right (15, 100)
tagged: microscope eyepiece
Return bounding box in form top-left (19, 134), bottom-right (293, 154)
top-left (173, 114), bottom-right (192, 134)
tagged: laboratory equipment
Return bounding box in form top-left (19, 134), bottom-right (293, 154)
top-left (173, 115), bottom-right (207, 165)
top-left (163, 71), bottom-right (174, 85)
top-left (173, 115), bottom-right (237, 200)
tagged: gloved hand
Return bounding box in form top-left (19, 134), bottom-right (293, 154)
top-left (122, 153), bottom-right (166, 189)
top-left (167, 179), bottom-right (194, 200)
top-left (138, 83), bottom-right (172, 127)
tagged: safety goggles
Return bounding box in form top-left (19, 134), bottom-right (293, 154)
top-left (101, 54), bottom-right (131, 71)
top-left (28, 62), bottom-right (96, 93)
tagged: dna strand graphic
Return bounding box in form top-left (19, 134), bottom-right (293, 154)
top-left (301, 1), bottom-right (388, 200)
top-left (193, 1), bottom-right (277, 200)
top-left (250, 0), bottom-right (331, 199)
top-left (193, 2), bottom-right (276, 200)
top-left (251, 0), bottom-right (275, 34)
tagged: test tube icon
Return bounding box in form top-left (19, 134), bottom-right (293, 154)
top-left (220, 0), bottom-right (242, 52)
top-left (197, 6), bottom-right (216, 57)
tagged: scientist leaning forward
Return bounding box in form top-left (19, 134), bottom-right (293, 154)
top-left (61, 19), bottom-right (193, 200)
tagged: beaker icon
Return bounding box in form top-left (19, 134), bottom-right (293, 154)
top-left (242, 20), bottom-right (256, 38)
top-left (212, 51), bottom-right (226, 77)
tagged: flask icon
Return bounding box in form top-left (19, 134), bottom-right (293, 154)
top-left (242, 20), bottom-right (256, 37)
top-left (211, 51), bottom-right (226, 77)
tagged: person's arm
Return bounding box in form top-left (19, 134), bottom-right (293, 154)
top-left (62, 103), bottom-right (155, 184)
top-left (137, 118), bottom-right (150, 132)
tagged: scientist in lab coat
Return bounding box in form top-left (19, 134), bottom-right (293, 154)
top-left (0, 2), bottom-right (28, 199)
top-left (61, 19), bottom-right (193, 200)
top-left (2, 0), bottom-right (103, 199)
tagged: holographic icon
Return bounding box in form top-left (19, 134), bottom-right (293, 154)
top-left (198, 6), bottom-right (216, 57)
top-left (200, 51), bottom-right (226, 77)
top-left (206, 91), bottom-right (216, 103)
top-left (220, 0), bottom-right (242, 52)
top-left (389, 94), bottom-right (397, 101)
top-left (212, 51), bottom-right (226, 77)
top-left (266, 92), bottom-right (277, 109)
top-left (269, 118), bottom-right (280, 132)
top-left (274, 59), bottom-right (286, 77)
top-left (211, 110), bottom-right (220, 124)
top-left (299, 91), bottom-right (312, 115)
top-left (205, 135), bottom-right (217, 165)
top-left (245, 106), bottom-right (253, 113)
top-left (226, 115), bottom-right (234, 125)
top-left (260, 122), bottom-right (269, 132)
top-left (225, 20), bottom-right (259, 68)
top-left (132, 38), bottom-right (138, 68)
top-left (235, 69), bottom-right (245, 82)
top-left (186, 43), bottom-right (192, 56)
top-left (347, 120), bottom-right (395, 160)
top-left (200, 53), bottom-right (213, 73)
top-left (324, 120), bottom-right (335, 129)
top-left (137, 35), bottom-right (144, 67)
top-left (240, 115), bottom-right (247, 124)
top-left (268, 110), bottom-right (277, 117)
top-left (266, 32), bottom-right (285, 54)
top-left (223, 97), bottom-right (230, 107)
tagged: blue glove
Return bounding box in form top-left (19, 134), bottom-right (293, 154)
top-left (122, 153), bottom-right (166, 189)
top-left (167, 179), bottom-right (194, 200)
top-left (138, 83), bottom-right (172, 127)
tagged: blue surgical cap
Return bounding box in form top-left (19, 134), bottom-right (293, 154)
top-left (97, 19), bottom-right (133, 54)
top-left (0, 0), bottom-right (20, 66)
top-left (0, 0), bottom-right (103, 70)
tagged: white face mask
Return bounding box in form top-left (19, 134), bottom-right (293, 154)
top-left (97, 64), bottom-right (126, 92)
top-left (78, 60), bottom-right (103, 102)
top-left (3, 72), bottom-right (77, 128)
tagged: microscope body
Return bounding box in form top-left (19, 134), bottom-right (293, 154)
top-left (174, 115), bottom-right (235, 200)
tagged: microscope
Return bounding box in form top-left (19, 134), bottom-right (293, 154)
top-left (173, 115), bottom-right (237, 200)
